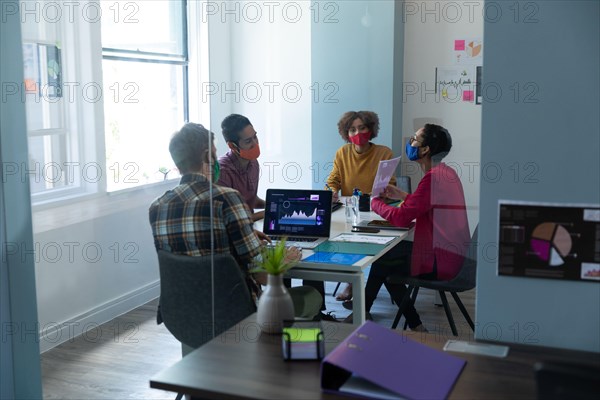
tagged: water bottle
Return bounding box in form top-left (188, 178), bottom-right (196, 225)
top-left (352, 188), bottom-right (361, 225)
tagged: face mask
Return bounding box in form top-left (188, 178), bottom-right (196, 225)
top-left (238, 143), bottom-right (261, 160)
top-left (405, 141), bottom-right (420, 161)
top-left (213, 160), bottom-right (220, 182)
top-left (349, 131), bottom-right (371, 146)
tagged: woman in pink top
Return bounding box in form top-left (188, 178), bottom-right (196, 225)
top-left (364, 124), bottom-right (469, 331)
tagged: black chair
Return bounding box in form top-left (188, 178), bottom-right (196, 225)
top-left (157, 251), bottom-right (256, 352)
top-left (158, 251), bottom-right (323, 346)
top-left (331, 281), bottom-right (344, 298)
top-left (157, 251), bottom-right (257, 400)
top-left (389, 226), bottom-right (478, 336)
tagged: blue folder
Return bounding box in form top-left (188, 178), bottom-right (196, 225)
top-left (303, 252), bottom-right (366, 265)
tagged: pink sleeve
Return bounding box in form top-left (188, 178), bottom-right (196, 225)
top-left (371, 173), bottom-right (432, 227)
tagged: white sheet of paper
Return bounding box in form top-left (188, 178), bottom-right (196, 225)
top-left (330, 233), bottom-right (395, 245)
top-left (443, 340), bottom-right (509, 358)
top-left (371, 156), bottom-right (401, 198)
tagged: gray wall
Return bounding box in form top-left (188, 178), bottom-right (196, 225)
top-left (478, 0), bottom-right (600, 352)
top-left (0, 4), bottom-right (43, 397)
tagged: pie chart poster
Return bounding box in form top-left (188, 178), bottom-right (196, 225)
top-left (498, 203), bottom-right (600, 282)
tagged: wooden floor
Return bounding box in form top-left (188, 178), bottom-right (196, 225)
top-left (41, 281), bottom-right (475, 399)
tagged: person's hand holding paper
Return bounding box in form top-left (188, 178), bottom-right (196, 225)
top-left (381, 184), bottom-right (406, 200)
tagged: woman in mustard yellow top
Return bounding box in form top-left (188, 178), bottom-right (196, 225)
top-left (326, 111), bottom-right (396, 301)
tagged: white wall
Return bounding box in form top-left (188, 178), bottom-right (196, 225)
top-left (33, 185), bottom-right (169, 352)
top-left (401, 1), bottom-right (483, 230)
top-left (206, 1), bottom-right (313, 197)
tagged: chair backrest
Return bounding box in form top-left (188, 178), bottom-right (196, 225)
top-left (396, 175), bottom-right (412, 194)
top-left (448, 225), bottom-right (478, 290)
top-left (157, 250), bottom-right (256, 349)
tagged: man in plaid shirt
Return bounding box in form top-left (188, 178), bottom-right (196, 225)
top-left (149, 122), bottom-right (282, 301)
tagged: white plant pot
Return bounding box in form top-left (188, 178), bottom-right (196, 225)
top-left (256, 274), bottom-right (294, 334)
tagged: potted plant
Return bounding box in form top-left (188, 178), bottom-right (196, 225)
top-left (251, 239), bottom-right (298, 334)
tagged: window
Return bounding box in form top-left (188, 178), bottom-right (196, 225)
top-left (101, 0), bottom-right (188, 191)
top-left (23, 43), bottom-right (69, 194)
top-left (21, 2), bottom-right (82, 201)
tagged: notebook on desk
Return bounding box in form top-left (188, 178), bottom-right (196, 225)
top-left (353, 219), bottom-right (415, 231)
top-left (263, 189), bottom-right (333, 249)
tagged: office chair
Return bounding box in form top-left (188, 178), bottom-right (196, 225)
top-left (158, 251), bottom-right (323, 347)
top-left (157, 251), bottom-right (257, 400)
top-left (389, 226), bottom-right (478, 336)
top-left (157, 251), bottom-right (256, 352)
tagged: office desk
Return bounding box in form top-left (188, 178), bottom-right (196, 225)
top-left (257, 208), bottom-right (409, 326)
top-left (150, 314), bottom-right (600, 399)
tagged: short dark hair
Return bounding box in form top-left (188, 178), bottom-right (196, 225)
top-left (169, 123), bottom-right (214, 174)
top-left (337, 111), bottom-right (380, 142)
top-left (221, 114), bottom-right (252, 144)
top-left (421, 124), bottom-right (452, 161)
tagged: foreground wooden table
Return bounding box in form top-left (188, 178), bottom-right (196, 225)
top-left (151, 315), bottom-right (600, 399)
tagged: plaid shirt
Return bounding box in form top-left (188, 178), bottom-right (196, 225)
top-left (149, 173), bottom-right (262, 298)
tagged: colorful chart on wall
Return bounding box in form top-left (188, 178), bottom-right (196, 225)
top-left (498, 201), bottom-right (600, 282)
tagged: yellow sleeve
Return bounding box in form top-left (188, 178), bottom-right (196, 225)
top-left (326, 148), bottom-right (343, 193)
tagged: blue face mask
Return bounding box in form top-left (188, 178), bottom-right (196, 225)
top-left (405, 141), bottom-right (420, 161)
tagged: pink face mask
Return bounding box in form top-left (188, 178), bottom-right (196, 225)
top-left (349, 131), bottom-right (371, 146)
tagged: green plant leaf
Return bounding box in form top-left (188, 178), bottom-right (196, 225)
top-left (250, 238), bottom-right (298, 275)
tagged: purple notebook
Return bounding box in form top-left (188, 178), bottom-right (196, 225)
top-left (321, 321), bottom-right (466, 399)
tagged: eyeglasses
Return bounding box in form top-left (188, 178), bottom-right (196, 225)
top-left (409, 135), bottom-right (424, 146)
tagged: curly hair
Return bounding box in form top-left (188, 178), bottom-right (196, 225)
top-left (169, 123), bottom-right (215, 174)
top-left (337, 111), bottom-right (380, 142)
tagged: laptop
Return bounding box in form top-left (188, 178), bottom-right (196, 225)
top-left (353, 219), bottom-right (415, 231)
top-left (263, 189), bottom-right (333, 249)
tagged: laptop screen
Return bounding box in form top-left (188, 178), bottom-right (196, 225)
top-left (263, 189), bottom-right (333, 237)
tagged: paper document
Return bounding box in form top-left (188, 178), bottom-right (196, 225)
top-left (330, 233), bottom-right (395, 245)
top-left (371, 156), bottom-right (401, 197)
